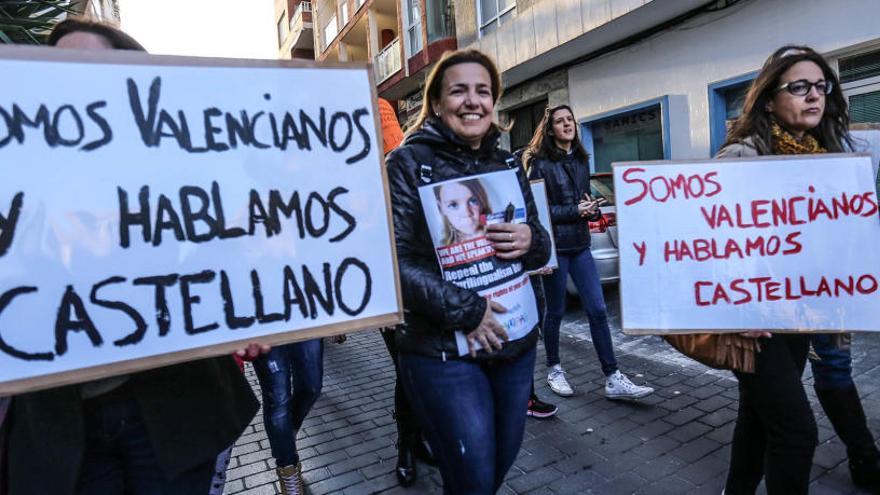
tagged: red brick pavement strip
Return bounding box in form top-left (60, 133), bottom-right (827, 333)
top-left (224, 322), bottom-right (880, 494)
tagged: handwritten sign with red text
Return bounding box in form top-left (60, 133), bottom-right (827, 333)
top-left (613, 154), bottom-right (880, 334)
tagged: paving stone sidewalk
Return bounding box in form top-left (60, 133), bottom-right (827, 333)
top-left (223, 292), bottom-right (880, 495)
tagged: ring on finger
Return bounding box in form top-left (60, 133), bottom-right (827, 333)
top-left (508, 233), bottom-right (513, 241)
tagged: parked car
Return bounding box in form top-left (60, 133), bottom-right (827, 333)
top-left (588, 172), bottom-right (619, 284)
top-left (567, 172), bottom-right (618, 294)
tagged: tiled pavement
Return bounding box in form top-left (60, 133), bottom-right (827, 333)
top-left (224, 289), bottom-right (880, 494)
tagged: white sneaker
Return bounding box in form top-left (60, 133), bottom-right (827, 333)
top-left (605, 371), bottom-right (654, 400)
top-left (547, 366), bottom-right (574, 397)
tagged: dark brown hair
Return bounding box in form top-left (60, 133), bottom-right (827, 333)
top-left (412, 49), bottom-right (505, 134)
top-left (48, 18), bottom-right (146, 51)
top-left (523, 104), bottom-right (589, 170)
top-left (724, 45), bottom-right (852, 153)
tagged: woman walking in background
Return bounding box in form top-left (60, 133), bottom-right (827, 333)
top-left (525, 104), bottom-right (653, 401)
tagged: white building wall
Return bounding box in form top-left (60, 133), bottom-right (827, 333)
top-left (567, 0), bottom-right (880, 159)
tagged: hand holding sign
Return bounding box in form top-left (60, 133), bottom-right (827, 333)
top-left (466, 300), bottom-right (509, 358)
top-left (486, 223), bottom-right (532, 259)
top-left (234, 342), bottom-right (272, 361)
top-left (741, 331), bottom-right (772, 339)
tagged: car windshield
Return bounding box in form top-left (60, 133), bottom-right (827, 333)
top-left (590, 174), bottom-right (615, 206)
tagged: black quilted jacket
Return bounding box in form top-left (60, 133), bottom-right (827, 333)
top-left (527, 150), bottom-right (601, 254)
top-left (386, 119), bottom-right (551, 361)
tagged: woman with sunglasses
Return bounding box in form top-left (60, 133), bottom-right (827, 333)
top-left (716, 45), bottom-right (873, 494)
top-left (524, 105), bottom-right (654, 401)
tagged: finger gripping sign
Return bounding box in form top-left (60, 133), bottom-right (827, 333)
top-left (0, 46), bottom-right (402, 394)
top-left (614, 154), bottom-right (880, 335)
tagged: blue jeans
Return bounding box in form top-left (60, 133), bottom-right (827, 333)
top-left (253, 339), bottom-right (324, 467)
top-left (543, 248), bottom-right (618, 376)
top-left (399, 347), bottom-right (536, 495)
top-left (77, 396), bottom-right (214, 495)
top-left (810, 334), bottom-right (853, 391)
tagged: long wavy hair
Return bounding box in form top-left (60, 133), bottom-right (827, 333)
top-left (523, 104), bottom-right (589, 171)
top-left (433, 179), bottom-right (492, 246)
top-left (724, 45), bottom-right (853, 153)
top-left (411, 49), bottom-right (508, 136)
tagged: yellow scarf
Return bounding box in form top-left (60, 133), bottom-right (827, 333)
top-left (771, 122), bottom-right (826, 155)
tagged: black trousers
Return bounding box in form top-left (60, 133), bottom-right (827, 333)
top-left (0, 397), bottom-right (8, 495)
top-left (726, 334), bottom-right (817, 494)
top-left (380, 328), bottom-right (417, 436)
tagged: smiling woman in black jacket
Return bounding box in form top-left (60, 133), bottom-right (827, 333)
top-left (525, 104), bottom-right (653, 401)
top-left (386, 49), bottom-right (550, 495)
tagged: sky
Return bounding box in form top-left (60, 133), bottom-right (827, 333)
top-left (117, 0), bottom-right (278, 59)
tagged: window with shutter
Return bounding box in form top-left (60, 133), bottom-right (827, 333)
top-left (840, 50), bottom-right (880, 84)
top-left (850, 90), bottom-right (880, 124)
top-left (840, 48), bottom-right (880, 125)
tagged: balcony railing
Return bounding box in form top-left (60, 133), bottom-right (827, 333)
top-left (375, 37), bottom-right (401, 84)
top-left (290, 2), bottom-right (311, 32)
top-left (426, 0), bottom-right (453, 44)
top-left (289, 2), bottom-right (312, 45)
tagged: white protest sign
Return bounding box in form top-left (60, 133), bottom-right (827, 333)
top-left (614, 154), bottom-right (880, 334)
top-left (0, 47), bottom-right (402, 394)
top-left (529, 180), bottom-right (558, 271)
top-left (417, 169), bottom-right (539, 356)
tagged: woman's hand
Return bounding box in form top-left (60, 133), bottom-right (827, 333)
top-left (578, 194), bottom-right (606, 217)
top-left (234, 342), bottom-right (271, 361)
top-left (740, 331), bottom-right (772, 339)
top-left (533, 266), bottom-right (554, 276)
top-left (486, 222), bottom-right (532, 259)
top-left (465, 300), bottom-right (509, 357)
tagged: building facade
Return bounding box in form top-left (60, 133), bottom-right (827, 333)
top-left (306, 0), bottom-right (457, 126)
top-left (452, 0), bottom-right (880, 173)
top-left (275, 0), bottom-right (315, 59)
top-left (70, 0), bottom-right (120, 22)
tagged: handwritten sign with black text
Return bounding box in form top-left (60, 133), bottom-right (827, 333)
top-left (0, 47), bottom-right (402, 394)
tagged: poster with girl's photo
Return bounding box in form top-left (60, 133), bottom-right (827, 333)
top-left (418, 169), bottom-right (539, 357)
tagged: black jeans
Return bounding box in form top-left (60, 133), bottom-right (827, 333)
top-left (380, 328), bottom-right (417, 435)
top-left (726, 334), bottom-right (817, 494)
top-left (77, 393), bottom-right (215, 495)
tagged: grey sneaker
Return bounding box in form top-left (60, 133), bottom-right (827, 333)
top-left (547, 366), bottom-right (574, 397)
top-left (605, 371), bottom-right (654, 400)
